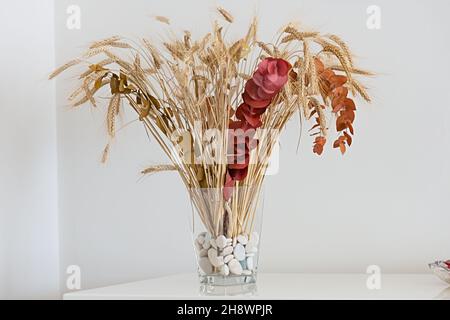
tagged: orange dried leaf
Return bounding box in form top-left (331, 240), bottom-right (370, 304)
top-left (339, 142), bottom-right (346, 154)
top-left (344, 131), bottom-right (353, 146)
top-left (347, 122), bottom-right (354, 135)
top-left (343, 109), bottom-right (355, 123)
top-left (289, 70), bottom-right (298, 81)
top-left (320, 69), bottom-right (334, 81)
top-left (330, 75), bottom-right (347, 89)
top-left (333, 86), bottom-right (348, 98)
top-left (309, 123), bottom-right (321, 131)
top-left (313, 136), bottom-right (326, 155)
top-left (333, 139), bottom-right (340, 148)
top-left (343, 98), bottom-right (356, 110)
top-left (336, 115), bottom-right (347, 131)
top-left (314, 58), bottom-right (325, 73)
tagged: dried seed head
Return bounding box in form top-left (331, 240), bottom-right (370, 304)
top-left (217, 7), bottom-right (234, 23)
top-left (154, 16), bottom-right (170, 25)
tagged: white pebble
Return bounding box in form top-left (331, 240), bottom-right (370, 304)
top-left (203, 239), bottom-right (211, 250)
top-left (233, 243), bottom-right (246, 261)
top-left (237, 234), bottom-right (248, 245)
top-left (221, 246), bottom-right (233, 256)
top-left (208, 248), bottom-right (224, 267)
top-left (196, 235), bottom-right (205, 245)
top-left (199, 249), bottom-right (208, 257)
top-left (204, 233), bottom-right (211, 245)
top-left (199, 257), bottom-right (213, 274)
top-left (246, 256), bottom-right (254, 270)
top-left (228, 259), bottom-right (243, 275)
top-left (245, 242), bottom-right (258, 254)
top-left (194, 240), bottom-right (203, 252)
top-left (250, 232), bottom-right (259, 245)
top-left (220, 264), bottom-right (230, 276)
top-left (242, 270), bottom-right (252, 276)
top-left (224, 254), bottom-right (234, 264)
top-left (216, 235), bottom-right (228, 249)
top-left (210, 238), bottom-right (217, 249)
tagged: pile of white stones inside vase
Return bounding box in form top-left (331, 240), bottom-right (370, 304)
top-left (195, 232), bottom-right (259, 277)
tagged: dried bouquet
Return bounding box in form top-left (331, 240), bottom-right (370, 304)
top-left (51, 7), bottom-right (372, 284)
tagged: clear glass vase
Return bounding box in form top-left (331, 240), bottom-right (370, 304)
top-left (189, 185), bottom-right (264, 286)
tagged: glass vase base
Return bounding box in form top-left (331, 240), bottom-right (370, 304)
top-left (199, 275), bottom-right (258, 296)
top-left (199, 274), bottom-right (257, 286)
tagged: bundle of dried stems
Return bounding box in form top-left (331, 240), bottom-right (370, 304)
top-left (50, 8), bottom-right (372, 239)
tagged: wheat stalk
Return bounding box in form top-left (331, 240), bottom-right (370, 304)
top-left (141, 164), bottom-right (178, 175)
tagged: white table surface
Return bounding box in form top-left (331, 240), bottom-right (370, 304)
top-left (63, 273), bottom-right (450, 300)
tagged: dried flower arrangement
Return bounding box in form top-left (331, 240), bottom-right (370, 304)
top-left (50, 7), bottom-right (372, 283)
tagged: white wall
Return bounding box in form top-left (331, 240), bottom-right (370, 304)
top-left (53, 0), bottom-right (450, 291)
top-left (0, 0), bottom-right (60, 299)
top-left (0, 0), bottom-right (446, 299)
top-left (0, 215), bottom-right (5, 298)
